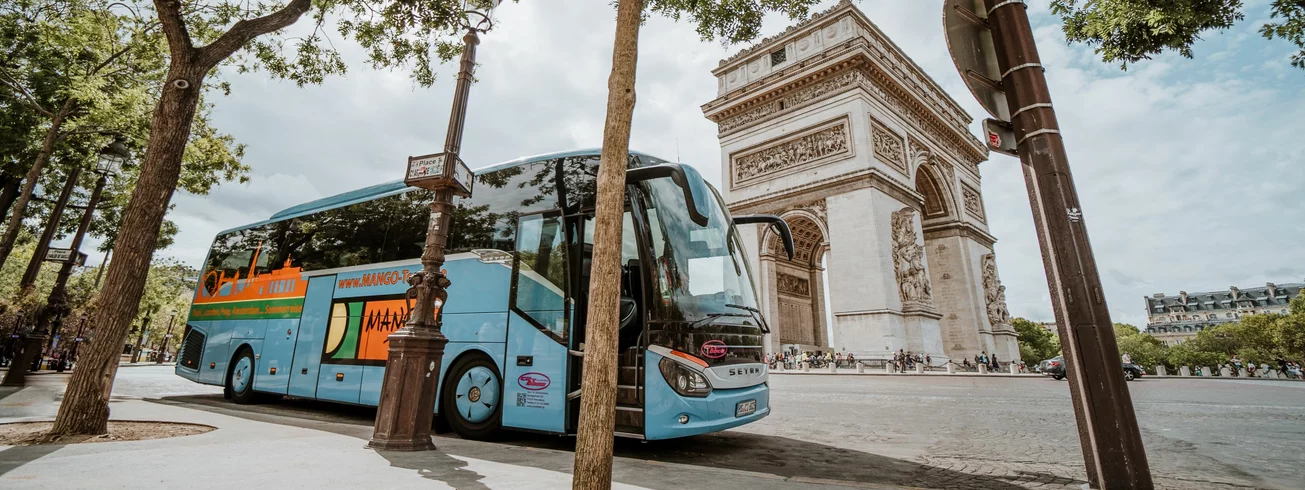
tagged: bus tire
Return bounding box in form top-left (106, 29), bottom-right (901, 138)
top-left (442, 354), bottom-right (503, 441)
top-left (227, 348), bottom-right (258, 405)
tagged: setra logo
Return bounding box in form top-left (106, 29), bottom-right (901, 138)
top-left (517, 372), bottom-right (550, 391)
top-left (700, 340), bottom-right (728, 359)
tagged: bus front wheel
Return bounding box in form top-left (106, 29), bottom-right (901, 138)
top-left (442, 355), bottom-right (503, 440)
top-left (227, 348), bottom-right (258, 404)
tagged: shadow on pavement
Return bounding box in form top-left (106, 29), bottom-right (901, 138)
top-left (376, 449), bottom-right (492, 490)
top-left (0, 444), bottom-right (64, 478)
top-left (154, 394), bottom-right (1036, 489)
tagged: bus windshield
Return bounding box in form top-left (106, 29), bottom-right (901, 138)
top-left (637, 168), bottom-right (760, 324)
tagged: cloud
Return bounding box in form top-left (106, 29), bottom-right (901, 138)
top-left (159, 0), bottom-right (1302, 331)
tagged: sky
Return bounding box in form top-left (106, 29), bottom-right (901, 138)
top-left (87, 0), bottom-right (1304, 327)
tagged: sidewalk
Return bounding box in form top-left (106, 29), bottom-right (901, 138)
top-left (1, 374), bottom-right (918, 489)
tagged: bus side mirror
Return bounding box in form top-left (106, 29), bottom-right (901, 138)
top-left (732, 215), bottom-right (794, 260)
top-left (625, 164), bottom-right (710, 226)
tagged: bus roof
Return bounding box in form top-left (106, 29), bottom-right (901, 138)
top-left (219, 148), bottom-right (661, 235)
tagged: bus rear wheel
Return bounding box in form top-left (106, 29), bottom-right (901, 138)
top-left (227, 348), bottom-right (258, 404)
top-left (442, 355), bottom-right (503, 440)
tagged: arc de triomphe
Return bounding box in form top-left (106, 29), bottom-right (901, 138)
top-left (702, 1), bottom-right (1020, 364)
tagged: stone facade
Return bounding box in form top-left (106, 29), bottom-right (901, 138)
top-left (702, 0), bottom-right (1017, 363)
top-left (1143, 282), bottom-right (1303, 346)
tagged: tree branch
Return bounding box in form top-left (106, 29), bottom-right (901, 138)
top-left (196, 0), bottom-right (313, 69)
top-left (88, 43), bottom-right (134, 76)
top-left (153, 0), bottom-right (194, 56)
top-left (0, 66), bottom-right (53, 117)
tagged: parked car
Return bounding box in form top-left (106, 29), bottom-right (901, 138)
top-left (1040, 356), bottom-right (1065, 380)
top-left (1121, 362), bottom-right (1145, 381)
top-left (1040, 356), bottom-right (1143, 381)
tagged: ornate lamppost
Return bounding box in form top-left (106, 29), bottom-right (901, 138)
top-left (3, 138), bottom-right (128, 386)
top-left (368, 0), bottom-right (499, 451)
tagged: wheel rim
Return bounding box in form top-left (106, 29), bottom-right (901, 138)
top-left (1125, 371), bottom-right (1134, 380)
top-left (232, 356), bottom-right (253, 393)
top-left (454, 366), bottom-right (499, 424)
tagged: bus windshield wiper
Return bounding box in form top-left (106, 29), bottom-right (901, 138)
top-left (688, 312), bottom-right (751, 329)
top-left (725, 303), bottom-right (770, 334)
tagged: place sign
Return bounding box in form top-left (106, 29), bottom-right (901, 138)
top-left (44, 248), bottom-right (88, 265)
top-left (404, 152), bottom-right (474, 197)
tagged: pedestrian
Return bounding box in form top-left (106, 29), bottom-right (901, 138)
top-left (925, 354), bottom-right (932, 369)
top-left (963, 358), bottom-right (971, 371)
top-left (1121, 352), bottom-right (1132, 364)
top-left (990, 353), bottom-right (998, 371)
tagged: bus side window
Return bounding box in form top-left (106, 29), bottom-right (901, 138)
top-left (513, 214), bottom-right (568, 340)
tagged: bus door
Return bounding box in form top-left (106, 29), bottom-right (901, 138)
top-left (287, 275), bottom-right (336, 399)
top-left (565, 211), bottom-right (648, 435)
top-left (501, 212), bottom-right (570, 433)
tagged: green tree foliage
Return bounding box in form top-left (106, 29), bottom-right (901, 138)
top-left (1051, 0), bottom-right (1305, 70)
top-left (0, 0), bottom-right (248, 269)
top-left (1112, 323), bottom-right (1167, 370)
top-left (1012, 317), bottom-right (1060, 364)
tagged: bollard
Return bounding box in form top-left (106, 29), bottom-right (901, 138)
top-left (1009, 364), bottom-right (1019, 375)
top-left (1238, 368), bottom-right (1248, 377)
top-left (830, 363), bottom-right (837, 373)
top-left (1268, 369), bottom-right (1278, 379)
top-left (1156, 365), bottom-right (1167, 377)
top-left (803, 362), bottom-right (810, 373)
top-left (884, 363), bottom-right (893, 374)
top-left (857, 363), bottom-right (864, 374)
top-left (1203, 366), bottom-right (1213, 377)
top-left (1179, 366), bottom-right (1191, 377)
top-left (946, 363), bottom-right (955, 374)
top-left (915, 364), bottom-right (924, 374)
top-left (978, 364), bottom-right (988, 374)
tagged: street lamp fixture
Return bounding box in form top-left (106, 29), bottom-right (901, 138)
top-left (96, 137), bottom-right (130, 175)
top-left (368, 0), bottom-right (501, 452)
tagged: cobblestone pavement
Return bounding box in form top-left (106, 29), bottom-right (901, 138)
top-left (8, 366), bottom-right (1299, 489)
top-left (730, 374), bottom-right (1304, 489)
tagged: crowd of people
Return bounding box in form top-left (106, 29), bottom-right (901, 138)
top-left (762, 349), bottom-right (1029, 374)
top-left (765, 351), bottom-right (856, 370)
top-left (889, 349), bottom-right (931, 372)
top-left (959, 350), bottom-right (1008, 372)
top-left (1219, 355), bottom-right (1303, 379)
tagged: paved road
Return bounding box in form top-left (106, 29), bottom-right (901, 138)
top-left (6, 366), bottom-right (1301, 489)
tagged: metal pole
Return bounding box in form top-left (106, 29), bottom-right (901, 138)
top-left (982, 1), bottom-right (1152, 488)
top-left (368, 26), bottom-right (480, 452)
top-left (42, 173), bottom-right (108, 363)
top-left (19, 165), bottom-right (82, 292)
top-left (157, 313), bottom-right (177, 364)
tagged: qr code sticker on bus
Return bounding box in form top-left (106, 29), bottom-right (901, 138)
top-left (516, 393), bottom-right (526, 407)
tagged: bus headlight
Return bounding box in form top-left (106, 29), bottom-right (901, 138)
top-left (659, 358), bottom-right (711, 397)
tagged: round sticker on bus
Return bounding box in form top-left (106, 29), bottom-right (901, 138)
top-left (700, 340), bottom-right (728, 359)
top-left (518, 372), bottom-right (550, 391)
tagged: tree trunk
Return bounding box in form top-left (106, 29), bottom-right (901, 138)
top-left (0, 178), bottom-right (21, 222)
top-left (49, 60), bottom-right (205, 436)
top-left (0, 98), bottom-right (74, 270)
top-left (572, 1), bottom-right (643, 488)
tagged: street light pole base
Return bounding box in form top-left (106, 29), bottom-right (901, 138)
top-left (367, 326), bottom-right (448, 452)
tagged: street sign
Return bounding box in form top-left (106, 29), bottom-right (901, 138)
top-left (45, 248), bottom-right (73, 262)
top-left (983, 118), bottom-right (1018, 157)
top-left (405, 152), bottom-right (474, 197)
top-left (944, 0), bottom-right (1010, 121)
top-left (44, 248), bottom-right (88, 265)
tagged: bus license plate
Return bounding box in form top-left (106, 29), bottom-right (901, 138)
top-left (735, 399), bottom-right (756, 417)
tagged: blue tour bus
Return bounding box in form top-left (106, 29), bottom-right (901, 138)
top-left (176, 149), bottom-right (795, 440)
